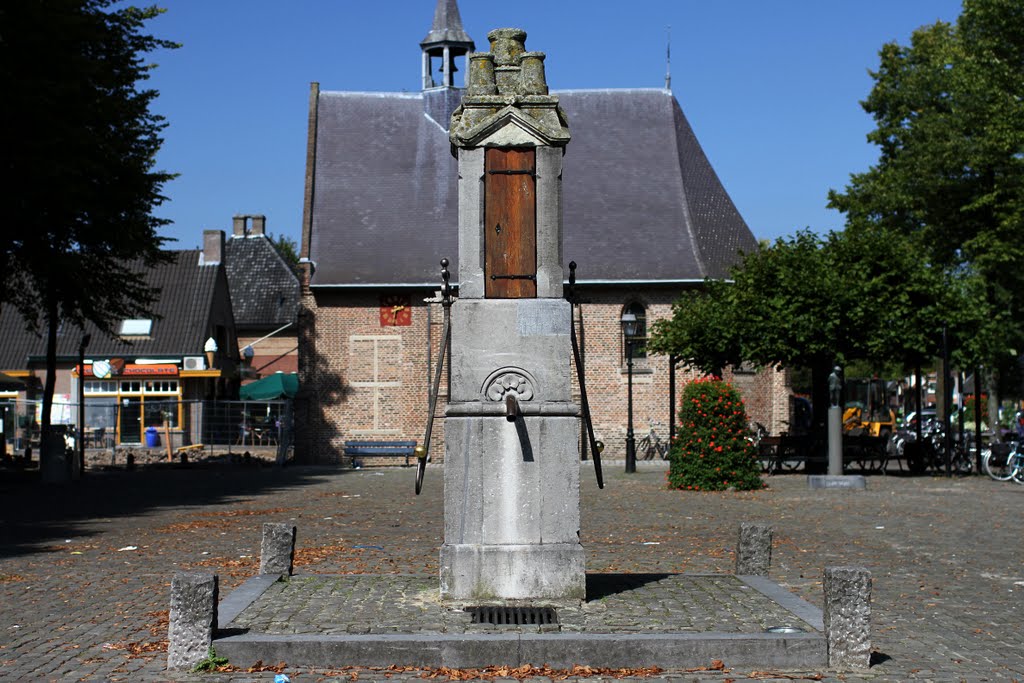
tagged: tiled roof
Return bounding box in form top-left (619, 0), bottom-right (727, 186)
top-left (0, 250), bottom-right (226, 368)
top-left (307, 88), bottom-right (757, 287)
top-left (224, 235), bottom-right (301, 328)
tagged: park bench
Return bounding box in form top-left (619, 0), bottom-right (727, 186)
top-left (343, 440), bottom-right (417, 467)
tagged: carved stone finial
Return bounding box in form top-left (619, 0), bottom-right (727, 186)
top-left (487, 28), bottom-right (527, 66)
top-left (467, 53), bottom-right (497, 96)
top-left (449, 27), bottom-right (569, 150)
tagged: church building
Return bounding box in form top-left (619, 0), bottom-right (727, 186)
top-left (295, 0), bottom-right (789, 464)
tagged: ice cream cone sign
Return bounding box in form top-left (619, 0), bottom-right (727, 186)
top-left (204, 337), bottom-right (218, 369)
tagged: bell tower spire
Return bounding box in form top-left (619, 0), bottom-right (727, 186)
top-left (420, 0), bottom-right (475, 89)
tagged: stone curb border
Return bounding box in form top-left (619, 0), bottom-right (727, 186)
top-left (211, 573), bottom-right (826, 670)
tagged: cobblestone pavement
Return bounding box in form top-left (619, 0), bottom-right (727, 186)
top-left (231, 574), bottom-right (813, 635)
top-left (1, 461), bottom-right (1021, 682)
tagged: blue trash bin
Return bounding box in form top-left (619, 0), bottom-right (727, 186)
top-left (144, 426), bottom-right (160, 448)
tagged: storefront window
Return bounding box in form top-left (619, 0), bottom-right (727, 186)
top-left (82, 374), bottom-right (182, 443)
top-left (144, 399), bottom-right (179, 428)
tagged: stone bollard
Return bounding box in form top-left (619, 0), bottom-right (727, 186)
top-left (167, 572), bottom-right (218, 671)
top-left (823, 566), bottom-right (872, 670)
top-left (260, 523), bottom-right (296, 576)
top-left (735, 522), bottom-right (773, 576)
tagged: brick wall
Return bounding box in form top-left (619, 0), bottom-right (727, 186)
top-left (296, 286), bottom-right (792, 464)
top-left (238, 332), bottom-right (299, 377)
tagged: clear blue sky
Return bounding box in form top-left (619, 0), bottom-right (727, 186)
top-left (147, 0), bottom-right (964, 250)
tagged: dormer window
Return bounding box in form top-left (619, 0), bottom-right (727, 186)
top-left (119, 319), bottom-right (153, 337)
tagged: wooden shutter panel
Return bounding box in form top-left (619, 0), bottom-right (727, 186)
top-left (484, 147), bottom-right (537, 298)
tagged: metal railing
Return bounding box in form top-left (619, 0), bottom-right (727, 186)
top-left (1, 398), bottom-right (294, 464)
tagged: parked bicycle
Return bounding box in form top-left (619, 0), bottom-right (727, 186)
top-left (636, 420), bottom-right (669, 460)
top-left (981, 439), bottom-right (1024, 483)
top-left (906, 417), bottom-right (973, 475)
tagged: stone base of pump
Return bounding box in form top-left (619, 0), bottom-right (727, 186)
top-left (210, 572), bottom-right (828, 670)
top-left (439, 542), bottom-right (586, 603)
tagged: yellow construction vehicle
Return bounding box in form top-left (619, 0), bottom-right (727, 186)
top-left (842, 378), bottom-right (897, 438)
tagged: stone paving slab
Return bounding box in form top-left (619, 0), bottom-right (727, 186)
top-left (215, 573), bottom-right (824, 669)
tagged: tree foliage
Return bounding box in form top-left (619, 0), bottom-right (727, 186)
top-left (652, 0), bottom-right (1020, 403)
top-left (269, 232), bottom-right (302, 277)
top-left (828, 0), bottom-right (1024, 375)
top-left (1, 1), bottom-right (176, 469)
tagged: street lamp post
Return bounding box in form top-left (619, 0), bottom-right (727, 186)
top-left (77, 333), bottom-right (90, 479)
top-left (621, 312), bottom-right (637, 474)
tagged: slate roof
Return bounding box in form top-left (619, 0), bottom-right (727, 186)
top-left (307, 87), bottom-right (757, 287)
top-left (224, 235), bottom-right (301, 329)
top-left (421, 0), bottom-right (473, 49)
top-left (0, 250), bottom-right (227, 368)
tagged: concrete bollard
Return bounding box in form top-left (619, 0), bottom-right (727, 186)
top-left (167, 572), bottom-right (218, 671)
top-left (259, 523), bottom-right (296, 576)
top-left (735, 522), bottom-right (773, 576)
top-left (823, 566), bottom-right (872, 671)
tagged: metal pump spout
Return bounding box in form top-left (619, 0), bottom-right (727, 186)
top-left (505, 393), bottom-right (519, 422)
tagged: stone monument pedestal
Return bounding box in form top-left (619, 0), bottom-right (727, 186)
top-left (440, 299), bottom-right (585, 603)
top-left (811, 406), bottom-right (866, 489)
top-left (441, 29), bottom-right (583, 604)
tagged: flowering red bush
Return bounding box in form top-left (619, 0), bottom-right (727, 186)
top-left (668, 377), bottom-right (764, 491)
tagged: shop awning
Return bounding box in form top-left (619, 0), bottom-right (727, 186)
top-left (0, 372), bottom-right (26, 391)
top-left (239, 372), bottom-right (299, 401)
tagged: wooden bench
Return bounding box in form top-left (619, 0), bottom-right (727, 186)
top-left (343, 440), bottom-right (417, 467)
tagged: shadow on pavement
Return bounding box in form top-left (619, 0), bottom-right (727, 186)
top-left (0, 463), bottom-right (353, 560)
top-left (586, 572), bottom-right (674, 601)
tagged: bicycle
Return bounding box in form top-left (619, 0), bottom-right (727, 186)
top-left (908, 417), bottom-right (974, 475)
top-left (982, 440), bottom-right (1024, 483)
top-left (636, 420), bottom-right (669, 460)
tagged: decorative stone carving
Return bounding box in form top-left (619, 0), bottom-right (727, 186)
top-left (484, 370), bottom-right (535, 401)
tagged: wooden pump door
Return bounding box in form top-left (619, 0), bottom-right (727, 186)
top-left (484, 147), bottom-right (537, 298)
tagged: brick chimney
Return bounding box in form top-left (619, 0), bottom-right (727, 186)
top-left (250, 215), bottom-right (266, 236)
top-left (232, 215), bottom-right (246, 237)
top-left (202, 229), bottom-right (225, 265)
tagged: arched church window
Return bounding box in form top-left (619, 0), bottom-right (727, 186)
top-left (621, 301), bottom-right (647, 362)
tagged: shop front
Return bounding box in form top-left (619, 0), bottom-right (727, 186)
top-left (77, 361), bottom-right (219, 448)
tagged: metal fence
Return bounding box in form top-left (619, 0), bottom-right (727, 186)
top-left (1, 398), bottom-right (294, 464)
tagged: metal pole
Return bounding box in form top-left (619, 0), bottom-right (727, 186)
top-left (915, 366), bottom-right (923, 444)
top-left (625, 339), bottom-right (636, 473)
top-left (575, 303), bottom-right (587, 462)
top-left (974, 367), bottom-right (983, 473)
top-left (957, 371), bottom-right (966, 464)
top-left (77, 334), bottom-right (90, 478)
top-left (669, 355), bottom-right (677, 443)
top-left (942, 326), bottom-right (952, 477)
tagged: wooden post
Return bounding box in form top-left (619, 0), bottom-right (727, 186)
top-left (165, 421), bottom-right (172, 461)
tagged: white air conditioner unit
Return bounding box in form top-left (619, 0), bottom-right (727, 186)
top-left (183, 356), bottom-right (206, 371)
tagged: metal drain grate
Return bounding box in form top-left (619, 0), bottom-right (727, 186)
top-left (466, 606), bottom-right (558, 626)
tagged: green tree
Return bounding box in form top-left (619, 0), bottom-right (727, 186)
top-left (646, 279), bottom-right (742, 377)
top-left (828, 0), bottom-right (1024, 397)
top-left (649, 228), bottom-right (978, 426)
top-left (269, 232), bottom-right (302, 277)
top-left (1, 0), bottom-right (176, 479)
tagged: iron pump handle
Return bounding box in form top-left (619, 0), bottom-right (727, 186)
top-left (416, 259), bottom-right (452, 495)
top-left (568, 261), bottom-right (605, 489)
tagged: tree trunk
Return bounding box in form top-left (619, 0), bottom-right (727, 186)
top-left (807, 356), bottom-right (831, 474)
top-left (986, 369), bottom-right (1000, 443)
top-left (40, 293), bottom-right (67, 482)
